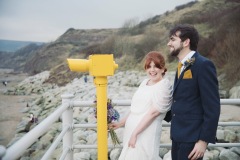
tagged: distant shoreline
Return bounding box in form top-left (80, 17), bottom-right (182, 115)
top-left (0, 39), bottom-right (44, 52)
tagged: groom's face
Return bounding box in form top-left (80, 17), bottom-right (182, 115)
top-left (167, 31), bottom-right (183, 57)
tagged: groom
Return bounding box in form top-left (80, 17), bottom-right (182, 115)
top-left (166, 24), bottom-right (220, 160)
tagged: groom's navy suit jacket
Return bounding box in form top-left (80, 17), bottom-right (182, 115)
top-left (170, 52), bottom-right (220, 144)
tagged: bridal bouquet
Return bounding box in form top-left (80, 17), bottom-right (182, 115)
top-left (94, 98), bottom-right (120, 146)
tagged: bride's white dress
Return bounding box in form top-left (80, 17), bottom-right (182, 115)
top-left (118, 78), bottom-right (172, 160)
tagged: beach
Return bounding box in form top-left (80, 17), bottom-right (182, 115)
top-left (0, 69), bottom-right (31, 146)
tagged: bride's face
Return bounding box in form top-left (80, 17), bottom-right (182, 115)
top-left (146, 61), bottom-right (163, 84)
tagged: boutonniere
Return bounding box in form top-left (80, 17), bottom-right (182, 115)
top-left (183, 57), bottom-right (195, 69)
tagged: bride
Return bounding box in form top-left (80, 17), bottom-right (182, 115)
top-left (109, 51), bottom-right (172, 160)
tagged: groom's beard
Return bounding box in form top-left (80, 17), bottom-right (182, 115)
top-left (170, 43), bottom-right (183, 57)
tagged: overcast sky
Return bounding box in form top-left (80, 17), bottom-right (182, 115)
top-left (0, 0), bottom-right (193, 42)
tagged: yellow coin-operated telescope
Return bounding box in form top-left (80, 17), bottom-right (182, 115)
top-left (67, 54), bottom-right (118, 160)
top-left (67, 54), bottom-right (118, 76)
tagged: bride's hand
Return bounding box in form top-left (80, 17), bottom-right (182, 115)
top-left (108, 122), bottom-right (119, 130)
top-left (128, 134), bottom-right (137, 148)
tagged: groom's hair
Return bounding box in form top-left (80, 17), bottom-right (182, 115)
top-left (169, 24), bottom-right (199, 51)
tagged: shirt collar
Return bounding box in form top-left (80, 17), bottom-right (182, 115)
top-left (180, 51), bottom-right (195, 65)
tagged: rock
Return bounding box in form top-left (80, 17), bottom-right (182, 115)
top-left (230, 147), bottom-right (240, 156)
top-left (50, 147), bottom-right (62, 160)
top-left (161, 128), bottom-right (171, 144)
top-left (163, 150), bottom-right (171, 160)
top-left (224, 130), bottom-right (237, 143)
top-left (229, 83), bottom-right (240, 99)
top-left (74, 152), bottom-right (91, 160)
top-left (159, 148), bottom-right (169, 158)
top-left (219, 149), bottom-right (240, 160)
top-left (86, 132), bottom-right (97, 144)
top-left (38, 132), bottom-right (54, 150)
top-left (219, 90), bottom-right (228, 98)
top-left (109, 148), bottom-right (121, 160)
top-left (217, 130), bottom-right (225, 141)
top-left (203, 149), bottom-right (220, 160)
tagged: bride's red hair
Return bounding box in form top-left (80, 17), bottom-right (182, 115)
top-left (144, 51), bottom-right (167, 76)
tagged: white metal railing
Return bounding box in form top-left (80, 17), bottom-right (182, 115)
top-left (0, 94), bottom-right (74, 160)
top-left (0, 97), bottom-right (240, 160)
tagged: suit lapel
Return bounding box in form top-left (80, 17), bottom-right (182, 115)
top-left (173, 70), bottom-right (184, 93)
top-left (173, 52), bottom-right (198, 94)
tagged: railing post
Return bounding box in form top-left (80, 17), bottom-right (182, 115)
top-left (94, 76), bottom-right (108, 160)
top-left (61, 93), bottom-right (74, 160)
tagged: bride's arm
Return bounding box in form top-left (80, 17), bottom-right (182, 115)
top-left (128, 107), bottom-right (160, 148)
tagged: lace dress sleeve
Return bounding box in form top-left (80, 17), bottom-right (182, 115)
top-left (152, 78), bottom-right (172, 113)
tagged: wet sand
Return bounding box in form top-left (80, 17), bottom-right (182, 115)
top-left (0, 69), bottom-right (31, 146)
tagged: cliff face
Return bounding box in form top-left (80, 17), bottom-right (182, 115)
top-left (0, 29), bottom-right (117, 74)
top-left (0, 44), bottom-right (40, 71)
top-left (23, 28), bottom-right (118, 75)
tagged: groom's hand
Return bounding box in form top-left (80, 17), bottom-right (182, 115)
top-left (188, 140), bottom-right (207, 160)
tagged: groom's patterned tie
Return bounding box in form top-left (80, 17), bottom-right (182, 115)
top-left (178, 62), bottom-right (183, 78)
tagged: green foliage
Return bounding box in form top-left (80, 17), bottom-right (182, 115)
top-left (112, 36), bottom-right (135, 58)
top-left (100, 36), bottom-right (115, 54)
top-left (138, 15), bottom-right (161, 28)
top-left (118, 18), bottom-right (140, 35)
top-left (177, 10), bottom-right (202, 24)
top-left (175, 1), bottom-right (198, 11)
top-left (134, 30), bottom-right (162, 62)
top-left (115, 55), bottom-right (140, 71)
top-left (197, 35), bottom-right (215, 57)
top-left (118, 16), bottom-right (161, 36)
top-left (211, 10), bottom-right (240, 89)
